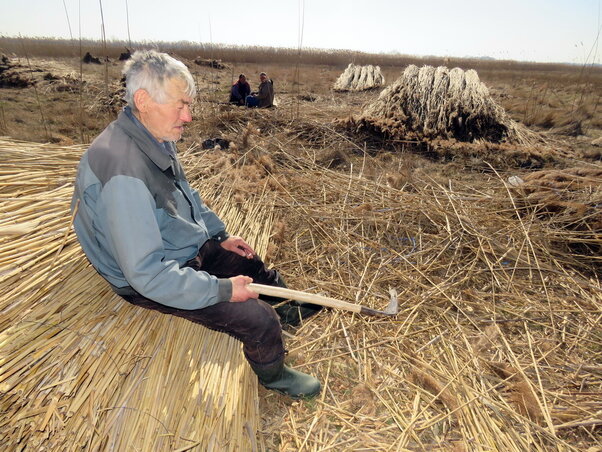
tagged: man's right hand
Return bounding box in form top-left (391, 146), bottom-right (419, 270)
top-left (229, 275), bottom-right (258, 302)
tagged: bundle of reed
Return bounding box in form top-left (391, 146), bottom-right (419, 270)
top-left (203, 139), bottom-right (600, 451)
top-left (333, 63), bottom-right (385, 92)
top-left (0, 139), bottom-right (82, 317)
top-left (0, 139), bottom-right (270, 450)
top-left (347, 65), bottom-right (538, 145)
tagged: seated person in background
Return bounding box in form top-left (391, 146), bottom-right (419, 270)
top-left (229, 73), bottom-right (251, 106)
top-left (246, 72), bottom-right (274, 108)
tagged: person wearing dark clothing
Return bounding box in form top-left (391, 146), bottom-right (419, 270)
top-left (246, 72), bottom-right (274, 108)
top-left (71, 50), bottom-right (321, 399)
top-left (229, 73), bottom-right (251, 106)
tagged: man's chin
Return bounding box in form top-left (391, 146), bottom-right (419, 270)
top-left (172, 128), bottom-right (184, 141)
top-left (162, 133), bottom-right (183, 142)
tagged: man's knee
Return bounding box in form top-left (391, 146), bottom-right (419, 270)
top-left (251, 300), bottom-right (281, 333)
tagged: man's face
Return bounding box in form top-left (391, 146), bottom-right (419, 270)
top-left (139, 77), bottom-right (193, 142)
top-left (259, 74), bottom-right (267, 83)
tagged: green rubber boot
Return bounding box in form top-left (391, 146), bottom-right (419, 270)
top-left (261, 273), bottom-right (323, 327)
top-left (250, 359), bottom-right (321, 399)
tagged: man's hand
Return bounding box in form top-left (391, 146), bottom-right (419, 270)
top-left (229, 275), bottom-right (258, 302)
top-left (220, 236), bottom-right (255, 259)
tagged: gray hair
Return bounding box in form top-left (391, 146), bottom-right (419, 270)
top-left (122, 50), bottom-right (196, 111)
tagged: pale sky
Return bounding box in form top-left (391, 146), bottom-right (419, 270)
top-left (1, 0), bottom-right (600, 64)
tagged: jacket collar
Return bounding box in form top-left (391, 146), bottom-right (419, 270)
top-left (115, 108), bottom-right (173, 172)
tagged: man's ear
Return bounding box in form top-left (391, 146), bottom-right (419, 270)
top-left (133, 89), bottom-right (151, 113)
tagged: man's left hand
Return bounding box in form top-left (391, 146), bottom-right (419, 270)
top-left (220, 236), bottom-right (256, 259)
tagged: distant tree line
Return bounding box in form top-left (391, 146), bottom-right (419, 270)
top-left (0, 36), bottom-right (592, 74)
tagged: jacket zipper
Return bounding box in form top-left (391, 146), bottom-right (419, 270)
top-left (171, 158), bottom-right (199, 225)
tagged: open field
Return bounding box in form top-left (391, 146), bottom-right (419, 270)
top-left (1, 38), bottom-right (601, 451)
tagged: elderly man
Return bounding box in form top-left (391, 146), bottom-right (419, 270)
top-left (71, 50), bottom-right (320, 399)
top-left (246, 72), bottom-right (274, 108)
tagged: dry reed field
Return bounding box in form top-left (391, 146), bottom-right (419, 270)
top-left (1, 38), bottom-right (601, 451)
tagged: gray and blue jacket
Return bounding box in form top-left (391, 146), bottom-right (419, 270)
top-left (71, 108), bottom-right (232, 310)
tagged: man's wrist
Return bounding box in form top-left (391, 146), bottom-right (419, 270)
top-left (217, 278), bottom-right (233, 302)
top-left (212, 231), bottom-right (230, 243)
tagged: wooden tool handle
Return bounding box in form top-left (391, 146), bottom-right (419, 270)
top-left (249, 283), bottom-right (362, 314)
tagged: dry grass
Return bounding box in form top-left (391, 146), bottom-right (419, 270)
top-left (175, 115), bottom-right (602, 449)
top-left (0, 38), bottom-right (601, 451)
top-left (198, 132), bottom-right (601, 450)
top-left (478, 67), bottom-right (602, 138)
top-left (509, 167), bottom-right (602, 266)
top-left (1, 39), bottom-right (601, 153)
top-left (2, 123), bottom-right (602, 452)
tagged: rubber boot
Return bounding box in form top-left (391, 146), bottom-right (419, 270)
top-left (249, 358), bottom-right (321, 399)
top-left (261, 273), bottom-right (323, 327)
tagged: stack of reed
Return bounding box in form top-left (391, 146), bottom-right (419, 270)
top-left (0, 138), bottom-right (267, 451)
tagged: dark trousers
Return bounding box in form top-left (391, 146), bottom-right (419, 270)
top-left (120, 240), bottom-right (284, 366)
top-left (245, 95), bottom-right (260, 107)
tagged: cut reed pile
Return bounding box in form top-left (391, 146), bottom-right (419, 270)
top-left (333, 63), bottom-right (385, 92)
top-left (0, 138), bottom-right (271, 450)
top-left (347, 64), bottom-right (539, 146)
top-left (2, 128), bottom-right (601, 450)
top-left (509, 166), bottom-right (602, 268)
top-left (191, 120), bottom-right (602, 450)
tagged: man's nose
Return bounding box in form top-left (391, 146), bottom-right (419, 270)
top-left (181, 105), bottom-right (192, 123)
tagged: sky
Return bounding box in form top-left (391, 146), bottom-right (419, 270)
top-left (1, 0), bottom-right (601, 64)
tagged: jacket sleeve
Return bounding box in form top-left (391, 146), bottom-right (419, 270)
top-left (98, 175), bottom-right (232, 309)
top-left (257, 83), bottom-right (268, 100)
